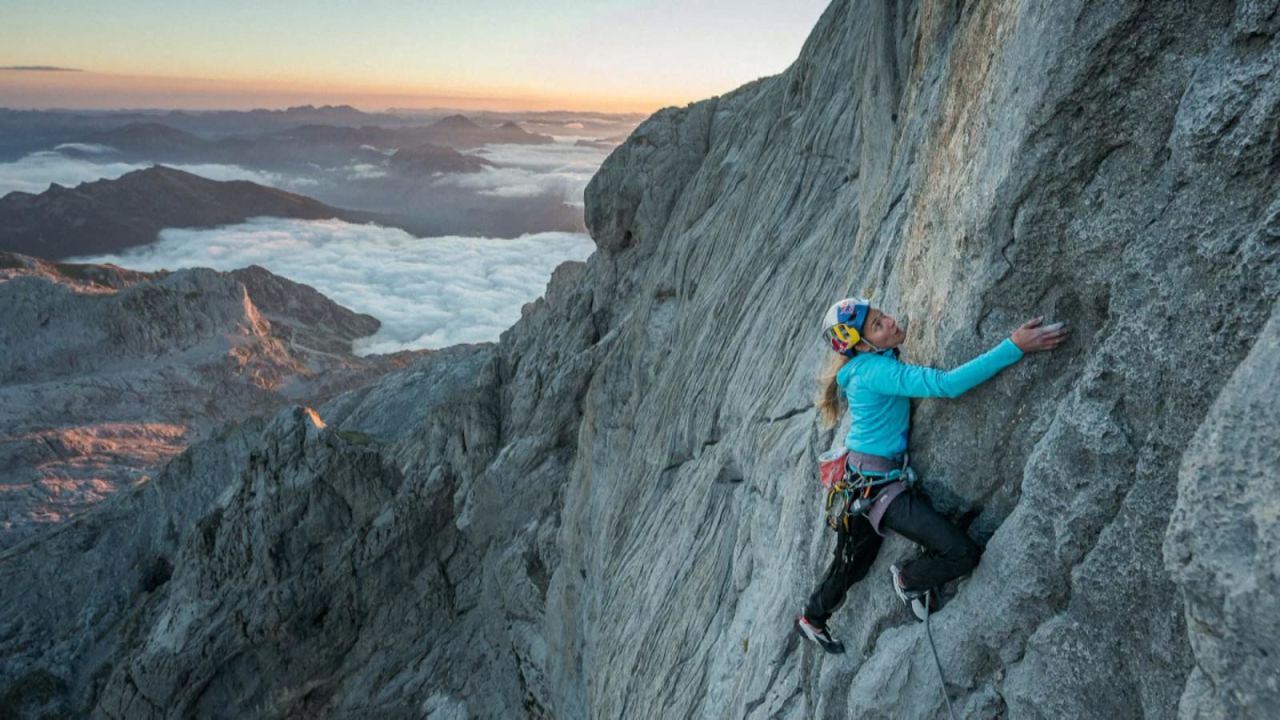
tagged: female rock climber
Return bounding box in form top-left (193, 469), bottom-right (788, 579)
top-left (795, 297), bottom-right (1069, 654)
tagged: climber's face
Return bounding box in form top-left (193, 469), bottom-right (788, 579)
top-left (857, 308), bottom-right (905, 350)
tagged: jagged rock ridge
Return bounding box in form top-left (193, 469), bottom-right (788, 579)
top-left (2, 0), bottom-right (1278, 718)
top-left (0, 252), bottom-right (421, 550)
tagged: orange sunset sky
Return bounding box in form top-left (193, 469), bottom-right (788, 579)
top-left (0, 1), bottom-right (832, 113)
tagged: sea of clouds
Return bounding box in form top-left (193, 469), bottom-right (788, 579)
top-left (0, 145), bottom-right (317, 196)
top-left (445, 139), bottom-right (612, 207)
top-left (11, 134), bottom-right (611, 353)
top-left (67, 218), bottom-right (597, 355)
top-left (0, 138), bottom-right (610, 211)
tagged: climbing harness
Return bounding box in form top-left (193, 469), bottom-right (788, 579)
top-left (923, 594), bottom-right (959, 720)
top-left (816, 447), bottom-right (956, 719)
top-left (821, 450), bottom-right (917, 531)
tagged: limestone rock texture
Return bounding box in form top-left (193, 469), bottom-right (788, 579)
top-left (0, 252), bottom-right (419, 549)
top-left (1164, 301), bottom-right (1280, 719)
top-left (3, 0), bottom-right (1280, 718)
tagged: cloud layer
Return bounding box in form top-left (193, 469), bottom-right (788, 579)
top-left (434, 139), bottom-right (612, 207)
top-left (0, 149), bottom-right (317, 197)
top-left (0, 139), bottom-right (606, 212)
top-left (67, 218), bottom-right (596, 355)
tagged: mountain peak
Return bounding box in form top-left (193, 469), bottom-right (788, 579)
top-left (0, 166), bottom-right (348, 259)
top-left (431, 114), bottom-right (482, 130)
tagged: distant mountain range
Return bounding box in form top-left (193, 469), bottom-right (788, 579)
top-left (0, 109), bottom-right (564, 164)
top-left (0, 104), bottom-right (389, 161)
top-left (408, 114), bottom-right (555, 148)
top-left (0, 165), bottom-right (386, 259)
top-left (28, 115), bottom-right (555, 190)
top-left (388, 142), bottom-right (495, 175)
top-left (0, 108), bottom-right (616, 246)
top-left (575, 134), bottom-right (630, 149)
top-left (79, 113), bottom-right (555, 158)
top-left (78, 121), bottom-right (209, 154)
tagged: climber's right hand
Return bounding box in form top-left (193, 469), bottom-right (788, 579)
top-left (1011, 316), bottom-right (1070, 353)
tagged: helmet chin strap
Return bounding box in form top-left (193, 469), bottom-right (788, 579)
top-left (857, 339), bottom-right (886, 353)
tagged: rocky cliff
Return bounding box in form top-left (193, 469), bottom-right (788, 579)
top-left (3, 0), bottom-right (1279, 718)
top-left (0, 252), bottom-right (420, 550)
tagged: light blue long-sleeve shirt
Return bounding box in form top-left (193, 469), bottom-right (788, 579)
top-left (837, 338), bottom-right (1025, 460)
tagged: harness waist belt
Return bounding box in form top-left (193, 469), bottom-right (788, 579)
top-left (845, 450), bottom-right (905, 475)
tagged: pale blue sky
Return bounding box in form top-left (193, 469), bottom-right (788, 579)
top-left (0, 1), bottom-right (833, 111)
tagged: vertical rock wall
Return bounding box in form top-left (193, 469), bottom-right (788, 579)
top-left (3, 1), bottom-right (1278, 718)
top-left (1165, 301), bottom-right (1280, 719)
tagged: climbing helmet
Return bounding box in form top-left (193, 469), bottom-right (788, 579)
top-left (822, 297), bottom-right (871, 356)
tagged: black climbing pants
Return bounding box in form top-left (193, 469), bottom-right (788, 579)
top-left (880, 489), bottom-right (981, 592)
top-left (803, 513), bottom-right (882, 626)
top-left (803, 488), bottom-right (980, 625)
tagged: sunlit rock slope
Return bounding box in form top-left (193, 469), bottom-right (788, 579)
top-left (0, 252), bottom-right (419, 549)
top-left (2, 0), bottom-right (1278, 717)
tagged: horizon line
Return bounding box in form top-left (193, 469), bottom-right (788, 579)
top-left (0, 102), bottom-right (659, 116)
top-left (0, 66), bottom-right (743, 115)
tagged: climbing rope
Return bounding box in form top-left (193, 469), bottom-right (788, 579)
top-left (923, 592), bottom-right (959, 720)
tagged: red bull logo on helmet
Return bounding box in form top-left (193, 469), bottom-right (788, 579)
top-left (823, 297), bottom-right (870, 357)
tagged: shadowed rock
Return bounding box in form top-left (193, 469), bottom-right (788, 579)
top-left (0, 252), bottom-right (422, 550)
top-left (2, 0), bottom-right (1279, 717)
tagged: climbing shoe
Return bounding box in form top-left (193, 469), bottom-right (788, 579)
top-left (890, 564), bottom-right (931, 622)
top-left (796, 615), bottom-right (845, 654)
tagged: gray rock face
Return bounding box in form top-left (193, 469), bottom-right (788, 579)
top-left (1164, 300), bottom-right (1280, 719)
top-left (0, 252), bottom-right (419, 549)
top-left (3, 0), bottom-right (1280, 718)
top-left (226, 264), bottom-right (381, 355)
top-left (0, 416), bottom-right (271, 718)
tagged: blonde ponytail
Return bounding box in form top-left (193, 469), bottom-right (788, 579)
top-left (815, 353), bottom-right (852, 430)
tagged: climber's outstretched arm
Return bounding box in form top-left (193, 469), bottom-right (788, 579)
top-left (858, 317), bottom-right (1069, 399)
